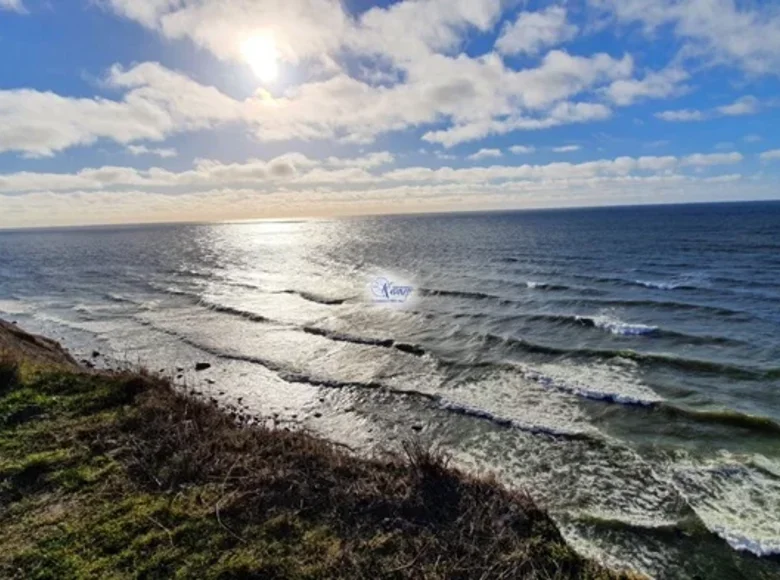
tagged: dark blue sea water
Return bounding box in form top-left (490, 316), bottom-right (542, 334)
top-left (1, 201), bottom-right (779, 578)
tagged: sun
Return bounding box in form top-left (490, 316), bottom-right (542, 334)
top-left (241, 33), bottom-right (278, 83)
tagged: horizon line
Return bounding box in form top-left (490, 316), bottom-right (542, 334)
top-left (1, 197), bottom-right (779, 233)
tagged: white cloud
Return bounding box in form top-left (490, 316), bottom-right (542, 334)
top-left (592, 0), bottom-right (780, 75)
top-left (605, 66), bottom-right (688, 106)
top-left (509, 145), bottom-right (535, 154)
top-left (423, 100), bottom-right (613, 147)
top-left (324, 151), bottom-right (394, 169)
top-left (7, 172), bottom-right (765, 229)
top-left (98, 1), bottom-right (633, 149)
top-left (716, 95), bottom-right (759, 116)
top-left (1, 147), bottom-right (759, 227)
top-left (495, 7), bottom-right (577, 56)
top-left (703, 174), bottom-right (741, 183)
top-left (127, 144), bottom-right (177, 158)
top-left (743, 134), bottom-right (761, 143)
top-left (655, 95), bottom-right (764, 123)
top-left (0, 150), bottom-right (746, 196)
top-left (655, 108), bottom-right (705, 122)
top-left (552, 145), bottom-right (581, 153)
top-left (759, 149), bottom-right (780, 162)
top-left (434, 151), bottom-right (456, 160)
top-left (680, 152), bottom-right (742, 166)
top-left (105, 0), bottom-right (350, 64)
top-left (104, 0), bottom-right (504, 68)
top-left (0, 151), bottom-right (394, 193)
top-left (468, 148), bottom-right (502, 160)
top-left (0, 62), bottom-right (247, 157)
top-left (0, 0), bottom-right (24, 13)
top-left (0, 88), bottom-right (173, 158)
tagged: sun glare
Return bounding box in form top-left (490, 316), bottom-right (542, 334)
top-left (241, 33), bottom-right (278, 83)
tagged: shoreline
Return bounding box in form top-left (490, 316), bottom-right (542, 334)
top-left (0, 319), bottom-right (637, 579)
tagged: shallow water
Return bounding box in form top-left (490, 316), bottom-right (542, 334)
top-left (1, 201), bottom-right (779, 578)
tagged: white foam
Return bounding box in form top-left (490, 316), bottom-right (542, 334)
top-left (439, 369), bottom-right (600, 437)
top-left (585, 314), bottom-right (658, 336)
top-left (0, 299), bottom-right (34, 315)
top-left (671, 452), bottom-right (780, 556)
top-left (635, 279), bottom-right (680, 290)
top-left (514, 360), bottom-right (664, 406)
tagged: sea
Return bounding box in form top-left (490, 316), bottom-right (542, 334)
top-left (1, 201), bottom-right (779, 579)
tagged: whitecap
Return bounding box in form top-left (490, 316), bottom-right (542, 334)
top-left (512, 360), bottom-right (664, 406)
top-left (671, 452), bottom-right (780, 557)
top-left (582, 314), bottom-right (659, 336)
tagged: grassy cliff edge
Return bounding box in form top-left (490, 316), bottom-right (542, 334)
top-left (0, 320), bottom-right (637, 579)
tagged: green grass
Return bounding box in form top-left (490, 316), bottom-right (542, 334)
top-left (0, 354), bottom-right (639, 579)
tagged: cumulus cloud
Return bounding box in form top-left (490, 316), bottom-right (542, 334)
top-left (552, 145), bottom-right (581, 153)
top-left (509, 145), bottom-right (535, 154)
top-left (605, 66), bottom-right (688, 106)
top-left (6, 0), bottom-right (728, 161)
top-left (127, 145), bottom-right (177, 158)
top-left (0, 150), bottom-right (746, 196)
top-left (680, 152), bottom-right (742, 166)
top-left (104, 0), bottom-right (505, 69)
top-left (1, 145), bottom-right (759, 227)
top-left (0, 151), bottom-right (394, 193)
top-left (655, 96), bottom-right (763, 123)
top-left (0, 62), bottom-right (250, 157)
top-left (716, 95), bottom-right (759, 116)
top-left (0, 0), bottom-right (24, 13)
top-left (94, 1), bottom-right (638, 149)
top-left (495, 7), bottom-right (577, 56)
top-left (592, 0), bottom-right (780, 75)
top-left (8, 171), bottom-right (769, 229)
top-left (655, 109), bottom-right (705, 122)
top-left (468, 148), bottom-right (502, 160)
top-left (759, 149), bottom-right (780, 162)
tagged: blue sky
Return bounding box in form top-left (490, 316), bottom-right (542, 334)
top-left (1, 0), bottom-right (779, 227)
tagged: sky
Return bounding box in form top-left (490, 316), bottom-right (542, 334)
top-left (1, 0), bottom-right (779, 228)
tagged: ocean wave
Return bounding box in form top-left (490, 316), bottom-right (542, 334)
top-left (514, 363), bottom-right (662, 406)
top-left (419, 287), bottom-right (501, 301)
top-left (102, 292), bottom-right (140, 305)
top-left (476, 332), bottom-right (776, 380)
top-left (0, 299), bottom-right (34, 315)
top-left (525, 281), bottom-right (571, 291)
top-left (522, 311), bottom-right (741, 344)
top-left (508, 366), bottom-right (780, 436)
top-left (150, 280), bottom-right (349, 308)
top-left (607, 351), bottom-right (780, 381)
top-left (420, 286), bottom-right (571, 309)
top-left (198, 300), bottom-right (273, 323)
top-left (633, 279), bottom-right (692, 290)
top-left (661, 406), bottom-right (780, 435)
top-left (135, 318), bottom-right (592, 439)
top-left (283, 375), bottom-right (596, 439)
top-left (277, 289), bottom-right (350, 306)
top-left (194, 296), bottom-right (427, 357)
top-left (154, 284), bottom-right (197, 298)
top-left (301, 326), bottom-right (427, 357)
top-left (436, 398), bottom-right (592, 439)
top-left (168, 267), bottom-right (215, 281)
top-left (554, 297), bottom-right (753, 319)
top-left (672, 457), bottom-right (780, 557)
top-left (574, 314), bottom-right (658, 336)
